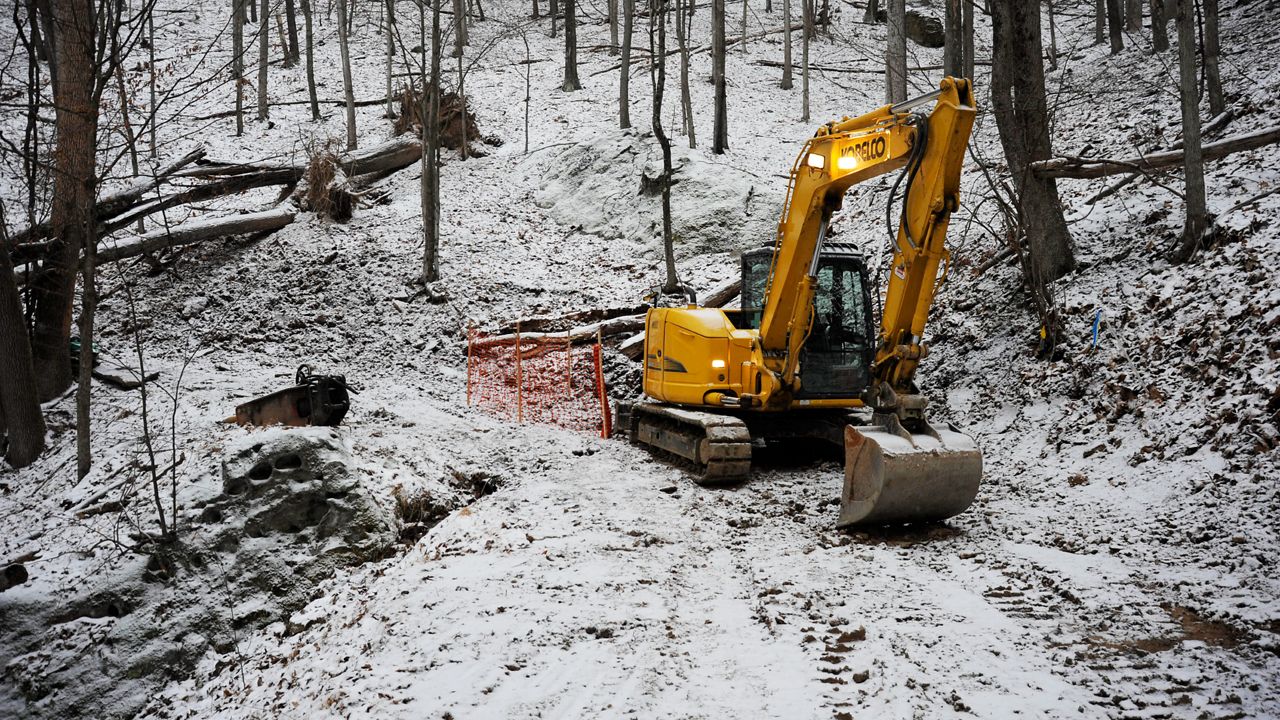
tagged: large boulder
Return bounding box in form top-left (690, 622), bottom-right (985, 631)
top-left (0, 428), bottom-right (397, 720)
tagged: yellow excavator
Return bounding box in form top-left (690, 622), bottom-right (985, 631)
top-left (628, 78), bottom-right (982, 527)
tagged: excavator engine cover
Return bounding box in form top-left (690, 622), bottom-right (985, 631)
top-left (839, 416), bottom-right (981, 527)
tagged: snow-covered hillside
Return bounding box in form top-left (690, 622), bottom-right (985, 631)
top-left (1, 0), bottom-right (1277, 718)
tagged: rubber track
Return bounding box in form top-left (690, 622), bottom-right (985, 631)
top-left (629, 402), bottom-right (753, 484)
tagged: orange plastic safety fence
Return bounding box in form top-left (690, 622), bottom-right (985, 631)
top-left (466, 329), bottom-right (612, 438)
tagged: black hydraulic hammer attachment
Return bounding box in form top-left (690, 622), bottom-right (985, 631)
top-left (232, 365), bottom-right (353, 427)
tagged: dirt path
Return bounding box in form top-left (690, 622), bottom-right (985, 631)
top-left (140, 392), bottom-right (1278, 719)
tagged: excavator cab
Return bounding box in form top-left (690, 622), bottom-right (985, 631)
top-left (735, 244), bottom-right (874, 399)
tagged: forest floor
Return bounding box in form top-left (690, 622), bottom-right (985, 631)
top-left (2, 0), bottom-right (1278, 718)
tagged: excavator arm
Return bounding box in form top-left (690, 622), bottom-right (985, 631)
top-left (758, 78), bottom-right (976, 414)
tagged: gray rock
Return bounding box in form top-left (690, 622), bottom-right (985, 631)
top-left (0, 428), bottom-right (396, 720)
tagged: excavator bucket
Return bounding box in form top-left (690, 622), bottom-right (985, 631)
top-left (838, 416), bottom-right (981, 527)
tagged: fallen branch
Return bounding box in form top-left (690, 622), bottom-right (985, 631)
top-left (478, 315), bottom-right (646, 347)
top-left (1031, 124), bottom-right (1280, 180)
top-left (193, 97), bottom-right (386, 121)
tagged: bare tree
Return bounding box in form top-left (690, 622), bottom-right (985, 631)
top-left (454, 0), bottom-right (468, 55)
top-left (301, 0), bottom-right (320, 119)
top-left (423, 0), bottom-right (443, 282)
top-left (1106, 0), bottom-right (1123, 53)
top-left (234, 0), bottom-right (245, 134)
top-left (1046, 0), bottom-right (1058, 71)
top-left (563, 0), bottom-right (581, 90)
top-left (962, 0), bottom-right (973, 80)
top-left (943, 0), bottom-right (962, 77)
top-left (990, 0), bottom-right (1075, 283)
top-left (258, 0), bottom-right (269, 120)
top-left (650, 0), bottom-right (678, 294)
top-left (885, 0), bottom-right (905, 103)
top-left (338, 0), bottom-right (357, 149)
top-left (675, 0), bottom-right (696, 147)
top-left (1172, 0), bottom-right (1208, 261)
top-left (781, 0), bottom-right (793, 89)
top-left (0, 213), bottom-right (45, 468)
top-left (1150, 0), bottom-right (1169, 52)
top-left (387, 0), bottom-right (397, 118)
top-left (1125, 0), bottom-right (1141, 31)
top-left (620, 0), bottom-right (634, 128)
top-left (608, 0), bottom-right (619, 54)
top-left (801, 0), bottom-right (812, 122)
top-left (711, 0), bottom-right (728, 153)
top-left (1203, 0), bottom-right (1224, 116)
top-left (285, 0), bottom-right (301, 61)
top-left (27, 0), bottom-right (121, 401)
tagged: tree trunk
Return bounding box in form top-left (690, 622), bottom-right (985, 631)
top-left (386, 0), bottom-right (396, 118)
top-left (676, 0), bottom-right (696, 147)
top-left (337, 0), bottom-right (357, 149)
top-left (741, 0), bottom-right (748, 54)
top-left (712, 0), bottom-right (728, 153)
top-left (1150, 0), bottom-right (1169, 52)
top-left (285, 0), bottom-right (301, 61)
top-left (1094, 0), bottom-right (1105, 45)
top-left (1202, 0), bottom-right (1224, 116)
top-left (302, 0), bottom-right (320, 120)
top-left (801, 0), bottom-right (811, 121)
top-left (563, 0), bottom-right (581, 90)
top-left (234, 0), bottom-right (245, 134)
top-left (609, 0), bottom-right (619, 54)
top-left (0, 216), bottom-right (46, 468)
top-left (885, 0), bottom-right (906, 103)
top-left (28, 0), bottom-right (99, 401)
top-left (1172, 0), bottom-right (1208, 261)
top-left (454, 0), bottom-right (468, 55)
top-left (620, 0), bottom-right (634, 128)
top-left (962, 0), bottom-right (973, 80)
top-left (863, 0), bottom-right (878, 24)
top-left (943, 0), bottom-right (962, 77)
top-left (423, 0), bottom-right (443, 282)
top-left (1046, 0), bottom-right (1058, 71)
top-left (258, 0), bottom-right (270, 120)
top-left (650, 0), bottom-right (678, 294)
top-left (1106, 0), bottom-right (1123, 53)
top-left (1125, 0), bottom-right (1141, 31)
top-left (522, 32), bottom-right (532, 152)
top-left (990, 0), bottom-right (1075, 283)
top-left (781, 0), bottom-right (793, 89)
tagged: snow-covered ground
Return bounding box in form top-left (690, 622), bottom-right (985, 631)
top-left (2, 0), bottom-right (1278, 718)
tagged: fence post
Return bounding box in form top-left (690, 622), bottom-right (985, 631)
top-left (594, 329), bottom-right (611, 439)
top-left (515, 320), bottom-right (523, 423)
top-left (466, 326), bottom-right (473, 406)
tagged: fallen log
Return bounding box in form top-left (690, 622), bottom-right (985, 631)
top-left (8, 147), bottom-right (207, 250)
top-left (1031, 124), bottom-right (1280, 180)
top-left (12, 137), bottom-right (422, 263)
top-left (477, 315), bottom-right (646, 347)
top-left (497, 305), bottom-right (650, 335)
top-left (98, 208), bottom-right (296, 264)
